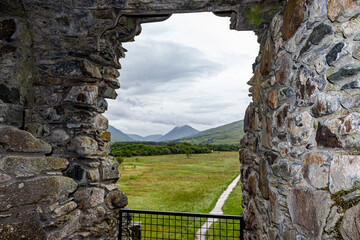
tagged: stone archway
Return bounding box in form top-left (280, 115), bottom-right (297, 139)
top-left (1, 0), bottom-right (360, 239)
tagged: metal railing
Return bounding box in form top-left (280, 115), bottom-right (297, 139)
top-left (119, 209), bottom-right (244, 240)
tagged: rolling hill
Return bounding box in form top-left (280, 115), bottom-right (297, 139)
top-left (157, 125), bottom-right (199, 142)
top-left (108, 125), bottom-right (134, 142)
top-left (127, 134), bottom-right (164, 142)
top-left (178, 120), bottom-right (244, 145)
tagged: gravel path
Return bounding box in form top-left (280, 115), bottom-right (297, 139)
top-left (194, 174), bottom-right (241, 240)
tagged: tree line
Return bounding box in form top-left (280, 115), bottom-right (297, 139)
top-left (111, 142), bottom-right (239, 160)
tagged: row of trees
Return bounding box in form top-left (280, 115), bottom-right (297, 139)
top-left (111, 142), bottom-right (239, 158)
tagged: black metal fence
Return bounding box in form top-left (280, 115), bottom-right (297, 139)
top-left (119, 209), bottom-right (244, 240)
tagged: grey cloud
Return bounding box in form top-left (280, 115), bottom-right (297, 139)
top-left (120, 40), bottom-right (223, 90)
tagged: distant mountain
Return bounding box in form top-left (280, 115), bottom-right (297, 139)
top-left (108, 125), bottom-right (134, 142)
top-left (179, 120), bottom-right (244, 145)
top-left (158, 125), bottom-right (199, 142)
top-left (127, 133), bottom-right (163, 142)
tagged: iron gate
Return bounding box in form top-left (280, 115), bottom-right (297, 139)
top-left (119, 209), bottom-right (244, 240)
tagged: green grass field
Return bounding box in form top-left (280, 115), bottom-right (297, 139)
top-left (118, 152), bottom-right (242, 239)
top-left (117, 151), bottom-right (241, 213)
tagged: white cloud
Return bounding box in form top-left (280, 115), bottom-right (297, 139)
top-left (105, 12), bottom-right (259, 136)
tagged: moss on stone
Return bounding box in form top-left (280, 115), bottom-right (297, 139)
top-left (245, 5), bottom-right (263, 27)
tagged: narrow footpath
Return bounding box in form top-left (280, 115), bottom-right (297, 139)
top-left (194, 174), bottom-right (241, 240)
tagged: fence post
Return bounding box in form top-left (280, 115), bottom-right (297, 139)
top-left (118, 210), bottom-right (123, 240)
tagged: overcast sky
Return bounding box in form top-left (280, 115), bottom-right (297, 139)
top-left (104, 13), bottom-right (259, 136)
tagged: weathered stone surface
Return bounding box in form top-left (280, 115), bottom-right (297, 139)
top-left (287, 188), bottom-right (332, 239)
top-left (0, 126), bottom-right (52, 153)
top-left (0, 156), bottom-right (68, 177)
top-left (0, 217), bottom-right (46, 240)
top-left (52, 201), bottom-right (78, 218)
top-left (244, 103), bottom-right (255, 132)
top-left (342, 189), bottom-right (360, 202)
top-left (311, 92), bottom-right (342, 117)
top-left (302, 152), bottom-right (330, 189)
top-left (93, 114), bottom-right (108, 131)
top-left (74, 187), bottom-right (105, 209)
top-left (338, 14), bottom-right (360, 38)
top-left (65, 85), bottom-right (98, 105)
top-left (272, 160), bottom-right (303, 182)
top-left (287, 111), bottom-right (313, 146)
top-left (0, 176), bottom-right (77, 211)
top-left (326, 42), bottom-right (345, 65)
top-left (47, 209), bottom-right (82, 240)
top-left (0, 103), bottom-right (24, 128)
top-left (300, 23), bottom-right (332, 55)
top-left (340, 204), bottom-right (360, 240)
top-left (260, 35), bottom-right (273, 75)
top-left (316, 123), bottom-right (342, 148)
top-left (353, 44), bottom-right (360, 60)
top-left (261, 116), bottom-right (273, 149)
top-left (67, 136), bottom-right (98, 155)
top-left (259, 158), bottom-right (269, 200)
top-left (325, 206), bottom-right (341, 233)
top-left (275, 52), bottom-right (292, 85)
top-left (267, 90), bottom-right (277, 110)
top-left (269, 188), bottom-right (284, 224)
top-left (64, 164), bottom-right (88, 183)
top-left (330, 155), bottom-right (360, 194)
top-left (355, 33), bottom-right (360, 41)
top-left (327, 65), bottom-right (360, 83)
top-left (101, 158), bottom-right (120, 180)
top-left (51, 129), bottom-right (70, 143)
top-left (341, 95), bottom-right (360, 109)
top-left (274, 104), bottom-right (289, 133)
top-left (248, 174), bottom-right (257, 198)
top-left (341, 79), bottom-right (360, 90)
top-left (0, 19), bottom-right (16, 41)
top-left (282, 0), bottom-right (306, 41)
top-left (0, 172), bottom-right (11, 183)
top-left (328, 0), bottom-right (359, 21)
top-left (106, 189), bottom-right (128, 209)
top-left (339, 112), bottom-right (360, 135)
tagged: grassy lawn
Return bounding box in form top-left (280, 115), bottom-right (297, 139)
top-left (117, 151), bottom-right (241, 213)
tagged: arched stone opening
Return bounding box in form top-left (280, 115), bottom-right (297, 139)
top-left (1, 0), bottom-right (360, 239)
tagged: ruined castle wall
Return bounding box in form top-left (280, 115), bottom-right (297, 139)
top-left (1, 0), bottom-right (360, 239)
top-left (241, 0), bottom-right (360, 239)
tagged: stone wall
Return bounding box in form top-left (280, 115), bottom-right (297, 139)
top-left (1, 0), bottom-right (360, 239)
top-left (241, 0), bottom-right (360, 239)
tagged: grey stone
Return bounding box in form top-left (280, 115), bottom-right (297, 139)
top-left (101, 158), bottom-right (120, 181)
top-left (327, 65), bottom-right (360, 83)
top-left (326, 42), bottom-right (345, 65)
top-left (0, 217), bottom-right (46, 240)
top-left (325, 206), bottom-right (341, 233)
top-left (47, 209), bottom-right (82, 240)
top-left (341, 95), bottom-right (360, 109)
top-left (74, 187), bottom-right (105, 209)
top-left (341, 79), bottom-right (360, 90)
top-left (287, 111), bottom-right (313, 146)
top-left (300, 23), bottom-right (332, 56)
top-left (0, 103), bottom-right (24, 127)
top-left (0, 126), bottom-right (52, 153)
top-left (51, 129), bottom-right (70, 143)
top-left (355, 33), bottom-right (360, 41)
top-left (340, 204), bottom-right (360, 240)
top-left (275, 52), bottom-right (292, 85)
top-left (0, 156), bottom-right (68, 177)
top-left (67, 136), bottom-right (98, 155)
top-left (93, 114), bottom-right (108, 131)
top-left (287, 188), bottom-right (332, 239)
top-left (65, 85), bottom-right (98, 105)
top-left (0, 176), bottom-right (77, 211)
top-left (330, 155), bottom-right (360, 194)
top-left (52, 201), bottom-right (78, 218)
top-left (272, 160), bottom-right (303, 182)
top-left (342, 190), bottom-right (360, 202)
top-left (0, 172), bottom-right (11, 183)
top-left (311, 92), bottom-right (342, 117)
top-left (269, 187), bottom-right (284, 224)
top-left (302, 152), bottom-right (330, 189)
top-left (338, 14), bottom-right (360, 38)
top-left (106, 189), bottom-right (128, 209)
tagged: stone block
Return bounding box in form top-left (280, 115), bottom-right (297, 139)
top-left (311, 92), bottom-right (342, 117)
top-left (287, 111), bottom-right (313, 146)
top-left (267, 90), bottom-right (277, 110)
top-left (272, 160), bottom-right (303, 182)
top-left (259, 158), bottom-right (269, 199)
top-left (275, 52), bottom-right (292, 85)
top-left (316, 123), bottom-right (342, 148)
top-left (326, 42), bottom-right (345, 65)
top-left (340, 204), bottom-right (360, 240)
top-left (101, 158), bottom-right (120, 181)
top-left (52, 201), bottom-right (78, 218)
top-left (0, 156), bottom-right (68, 177)
top-left (261, 116), bottom-right (273, 149)
top-left (282, 0), bottom-right (306, 41)
top-left (0, 176), bottom-right (77, 211)
top-left (47, 209), bottom-right (82, 240)
top-left (327, 65), bottom-right (360, 83)
top-left (287, 188), bottom-right (332, 239)
top-left (337, 14), bottom-right (360, 38)
top-left (0, 103), bottom-right (24, 127)
top-left (74, 187), bottom-right (105, 209)
top-left (106, 189), bottom-right (128, 209)
top-left (93, 114), bottom-right (108, 131)
top-left (302, 152), bottom-right (330, 189)
top-left (0, 172), bottom-right (11, 183)
top-left (0, 126), bottom-right (52, 153)
top-left (330, 155), bottom-right (360, 194)
top-left (67, 136), bottom-right (98, 155)
top-left (65, 85), bottom-right (98, 105)
top-left (0, 217), bottom-right (46, 240)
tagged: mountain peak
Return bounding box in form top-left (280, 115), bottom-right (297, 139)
top-left (158, 125), bottom-right (199, 142)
